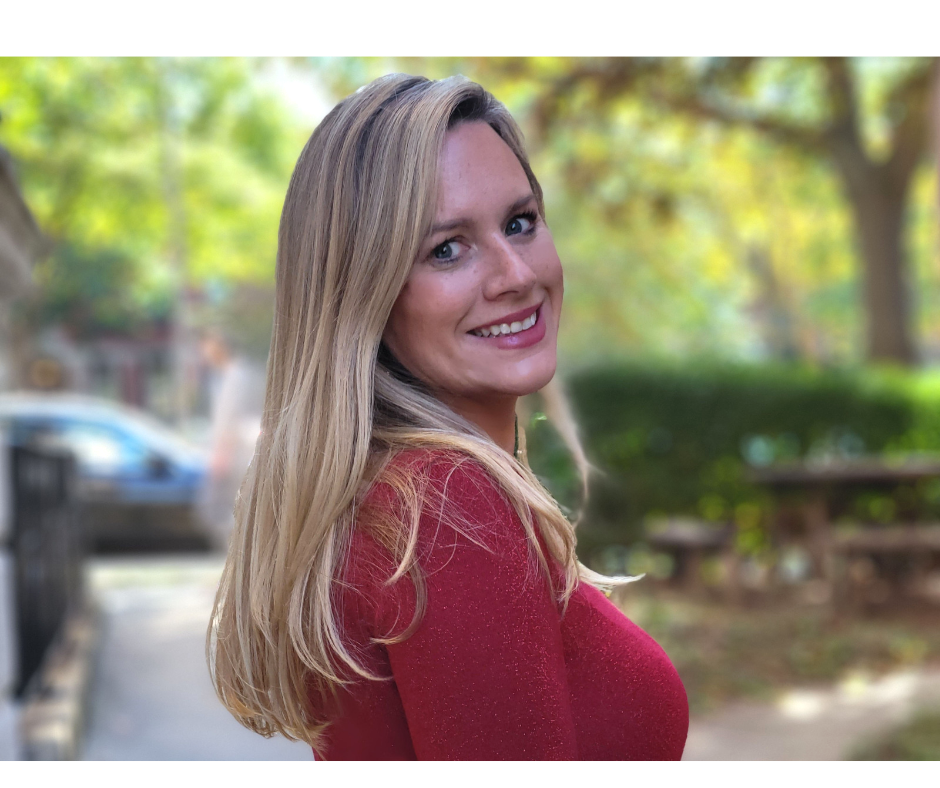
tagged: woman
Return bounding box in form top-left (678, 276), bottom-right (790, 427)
top-left (208, 73), bottom-right (688, 760)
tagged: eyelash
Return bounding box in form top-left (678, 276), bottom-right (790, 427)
top-left (507, 210), bottom-right (538, 236)
top-left (429, 211), bottom-right (539, 265)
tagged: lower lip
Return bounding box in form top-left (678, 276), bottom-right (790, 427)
top-left (467, 307), bottom-right (547, 350)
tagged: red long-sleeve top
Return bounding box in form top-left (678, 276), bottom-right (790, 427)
top-left (313, 450), bottom-right (688, 760)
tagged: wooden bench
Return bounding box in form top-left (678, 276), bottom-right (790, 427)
top-left (830, 524), bottom-right (940, 606)
top-left (645, 518), bottom-right (735, 592)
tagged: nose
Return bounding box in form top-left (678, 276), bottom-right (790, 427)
top-left (481, 235), bottom-right (538, 301)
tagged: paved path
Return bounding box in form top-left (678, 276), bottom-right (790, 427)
top-left (684, 666), bottom-right (940, 760)
top-left (82, 555), bottom-right (940, 760)
top-left (81, 556), bottom-right (311, 761)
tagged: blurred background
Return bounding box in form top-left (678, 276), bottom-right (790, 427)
top-left (1, 57), bottom-right (939, 760)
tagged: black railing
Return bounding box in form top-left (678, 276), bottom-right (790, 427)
top-left (9, 445), bottom-right (83, 696)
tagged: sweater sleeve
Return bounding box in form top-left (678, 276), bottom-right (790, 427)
top-left (371, 459), bottom-right (580, 760)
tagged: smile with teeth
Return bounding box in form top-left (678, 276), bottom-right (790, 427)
top-left (469, 308), bottom-right (539, 338)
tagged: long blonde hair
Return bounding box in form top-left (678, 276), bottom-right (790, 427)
top-left (208, 73), bottom-right (622, 750)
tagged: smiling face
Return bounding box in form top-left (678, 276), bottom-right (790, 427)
top-left (383, 121), bottom-right (564, 422)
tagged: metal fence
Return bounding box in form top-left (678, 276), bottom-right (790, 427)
top-left (8, 445), bottom-right (83, 696)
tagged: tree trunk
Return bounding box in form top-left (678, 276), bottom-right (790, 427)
top-left (821, 59), bottom-right (934, 367)
top-left (850, 181), bottom-right (915, 365)
top-left (829, 135), bottom-right (917, 365)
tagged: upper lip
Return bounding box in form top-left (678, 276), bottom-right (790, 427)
top-left (467, 303), bottom-right (542, 333)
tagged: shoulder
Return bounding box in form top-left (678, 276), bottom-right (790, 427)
top-left (360, 447), bottom-right (513, 525)
top-left (339, 448), bottom-right (532, 637)
top-left (348, 448), bottom-right (529, 584)
top-left (370, 447), bottom-right (496, 488)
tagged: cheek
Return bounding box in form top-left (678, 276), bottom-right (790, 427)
top-left (383, 274), bottom-right (473, 365)
top-left (531, 236), bottom-right (564, 301)
top-left (548, 254), bottom-right (564, 295)
top-left (384, 286), bottom-right (427, 364)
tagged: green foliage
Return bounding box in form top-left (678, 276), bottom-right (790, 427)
top-left (0, 57), bottom-right (309, 338)
top-left (526, 362), bottom-right (940, 558)
top-left (328, 57), bottom-right (940, 366)
top-left (850, 708), bottom-right (940, 760)
top-left (6, 57), bottom-right (938, 361)
top-left (30, 243), bottom-right (173, 337)
top-left (523, 410), bottom-right (584, 520)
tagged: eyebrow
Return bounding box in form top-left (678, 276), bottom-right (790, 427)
top-left (428, 193), bottom-right (537, 237)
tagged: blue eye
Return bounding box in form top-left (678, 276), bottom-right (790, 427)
top-left (506, 212), bottom-right (537, 236)
top-left (432, 240), bottom-right (460, 262)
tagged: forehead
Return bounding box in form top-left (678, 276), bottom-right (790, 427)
top-left (435, 122), bottom-right (531, 217)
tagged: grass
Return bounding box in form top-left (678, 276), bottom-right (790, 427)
top-left (611, 582), bottom-right (940, 715)
top-left (849, 709), bottom-right (940, 760)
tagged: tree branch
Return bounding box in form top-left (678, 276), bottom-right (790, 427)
top-left (820, 57), bottom-right (860, 136)
top-left (883, 58), bottom-right (936, 195)
top-left (529, 58), bottom-right (826, 154)
top-left (651, 88), bottom-right (825, 153)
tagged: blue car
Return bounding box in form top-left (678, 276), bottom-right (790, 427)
top-left (0, 393), bottom-right (210, 552)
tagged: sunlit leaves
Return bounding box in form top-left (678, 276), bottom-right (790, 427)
top-left (0, 57), bottom-right (311, 338)
top-left (329, 57), bottom-right (937, 367)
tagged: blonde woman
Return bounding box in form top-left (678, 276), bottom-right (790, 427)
top-left (208, 73), bottom-right (688, 760)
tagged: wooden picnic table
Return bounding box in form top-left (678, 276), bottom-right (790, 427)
top-left (749, 457), bottom-right (940, 604)
top-left (750, 458), bottom-right (940, 489)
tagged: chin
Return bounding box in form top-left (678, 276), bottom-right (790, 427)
top-left (503, 356), bottom-right (558, 397)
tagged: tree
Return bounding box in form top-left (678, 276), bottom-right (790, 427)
top-left (0, 58), bottom-right (306, 315)
top-left (0, 58), bottom-right (308, 392)
top-left (473, 57), bottom-right (938, 366)
top-left (321, 58), bottom-right (939, 366)
top-left (0, 58), bottom-right (309, 414)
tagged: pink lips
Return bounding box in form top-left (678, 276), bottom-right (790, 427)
top-left (467, 305), bottom-right (546, 350)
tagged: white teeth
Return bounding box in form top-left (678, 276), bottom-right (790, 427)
top-left (471, 309), bottom-right (539, 337)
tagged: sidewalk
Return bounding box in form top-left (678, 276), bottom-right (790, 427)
top-left (684, 666), bottom-right (940, 760)
top-left (81, 556), bottom-right (310, 760)
top-left (81, 555), bottom-right (940, 761)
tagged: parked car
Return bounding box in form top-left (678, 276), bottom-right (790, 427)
top-left (0, 393), bottom-right (210, 552)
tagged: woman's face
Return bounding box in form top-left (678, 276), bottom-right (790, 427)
top-left (383, 121), bottom-right (564, 413)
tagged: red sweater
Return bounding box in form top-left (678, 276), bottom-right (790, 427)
top-left (314, 450), bottom-right (688, 760)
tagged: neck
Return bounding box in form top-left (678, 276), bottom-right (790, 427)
top-left (438, 392), bottom-right (518, 455)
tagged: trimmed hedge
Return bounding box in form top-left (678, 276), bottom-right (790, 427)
top-left (525, 362), bottom-right (940, 561)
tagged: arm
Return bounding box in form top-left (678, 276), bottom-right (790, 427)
top-left (376, 461), bottom-right (580, 760)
